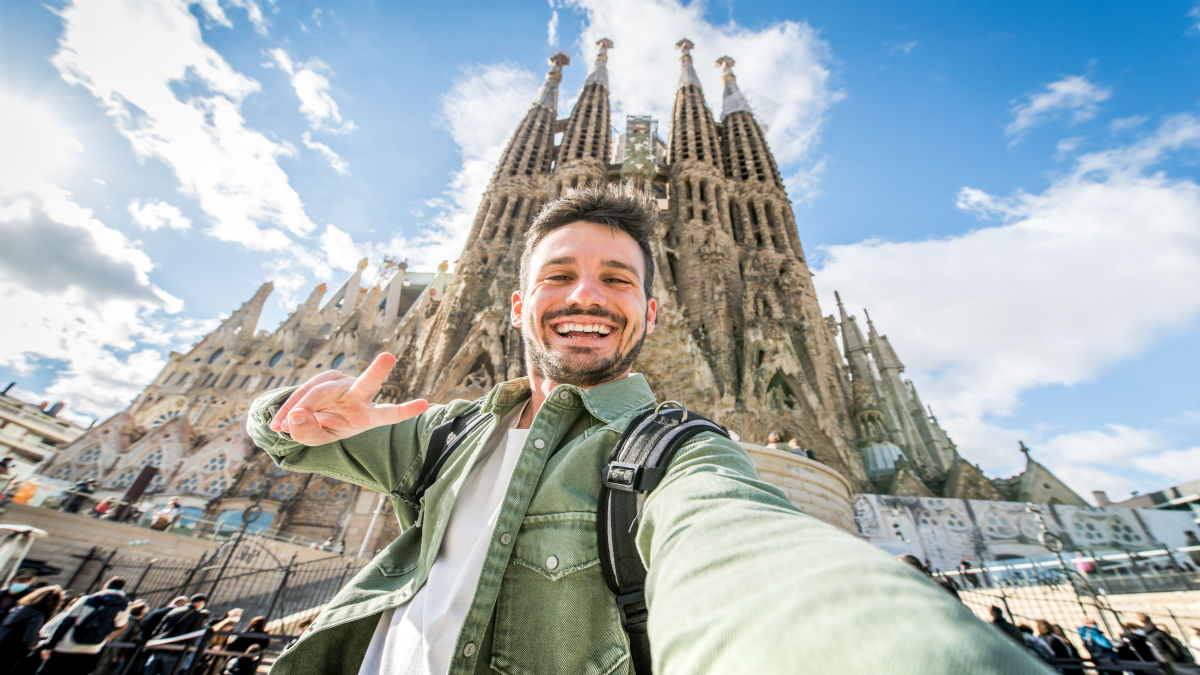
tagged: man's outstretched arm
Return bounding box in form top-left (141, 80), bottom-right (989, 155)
top-left (638, 435), bottom-right (1052, 674)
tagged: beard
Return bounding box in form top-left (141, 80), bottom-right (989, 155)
top-left (524, 306), bottom-right (647, 388)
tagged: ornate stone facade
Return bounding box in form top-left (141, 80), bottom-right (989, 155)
top-left (39, 38), bottom-right (1085, 549)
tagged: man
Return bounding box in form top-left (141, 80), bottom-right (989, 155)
top-left (38, 576), bottom-right (129, 673)
top-left (1077, 618), bottom-right (1117, 662)
top-left (248, 186), bottom-right (1046, 673)
top-left (138, 596), bottom-right (189, 642)
top-left (144, 593), bottom-right (210, 675)
top-left (765, 430), bottom-right (788, 452)
top-left (60, 478), bottom-right (96, 514)
top-left (989, 605), bottom-right (1025, 645)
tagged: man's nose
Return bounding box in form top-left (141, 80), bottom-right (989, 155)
top-left (565, 275), bottom-right (606, 307)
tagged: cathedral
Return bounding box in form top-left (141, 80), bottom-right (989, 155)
top-left (39, 39), bottom-right (1086, 548)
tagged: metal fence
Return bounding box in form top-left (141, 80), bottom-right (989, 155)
top-left (940, 550), bottom-right (1200, 664)
top-left (68, 532), bottom-right (366, 635)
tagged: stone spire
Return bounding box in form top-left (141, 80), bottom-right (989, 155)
top-left (533, 51), bottom-right (570, 112)
top-left (669, 38), bottom-right (721, 167)
top-left (715, 55), bottom-right (751, 121)
top-left (676, 38), bottom-right (701, 87)
top-left (865, 308), bottom-right (904, 372)
top-left (217, 281), bottom-right (272, 351)
top-left (554, 40), bottom-right (612, 188)
top-left (585, 37), bottom-right (612, 86)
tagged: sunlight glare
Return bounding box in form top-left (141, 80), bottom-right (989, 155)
top-left (0, 89), bottom-right (83, 192)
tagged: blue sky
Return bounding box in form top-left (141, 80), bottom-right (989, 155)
top-left (1, 0), bottom-right (1198, 502)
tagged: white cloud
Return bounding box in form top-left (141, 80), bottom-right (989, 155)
top-left (1054, 136), bottom-right (1084, 159)
top-left (128, 198), bottom-right (192, 231)
top-left (269, 48), bottom-right (356, 134)
top-left (0, 186), bottom-right (190, 419)
top-left (1191, 3), bottom-right (1200, 33)
top-left (1109, 115), bottom-right (1148, 134)
top-left (1130, 446), bottom-right (1200, 478)
top-left (817, 114), bottom-right (1200, 494)
top-left (1006, 74), bottom-right (1112, 141)
top-left (547, 8), bottom-right (559, 47)
top-left (0, 89), bottom-right (83, 192)
top-left (195, 0), bottom-right (268, 35)
top-left (52, 0), bottom-right (311, 251)
top-left (563, 0), bottom-right (841, 203)
top-left (301, 131), bottom-right (350, 175)
top-left (886, 40), bottom-right (918, 55)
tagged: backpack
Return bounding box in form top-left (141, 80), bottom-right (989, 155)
top-left (410, 399), bottom-right (727, 675)
top-left (72, 594), bottom-right (126, 644)
top-left (154, 607), bottom-right (199, 639)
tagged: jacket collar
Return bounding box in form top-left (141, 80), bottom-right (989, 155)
top-left (484, 373), bottom-right (657, 424)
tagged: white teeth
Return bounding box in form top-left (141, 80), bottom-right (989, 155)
top-left (555, 322), bottom-right (612, 335)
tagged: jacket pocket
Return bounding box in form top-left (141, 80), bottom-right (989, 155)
top-left (491, 512), bottom-right (631, 675)
top-left (375, 525), bottom-right (421, 577)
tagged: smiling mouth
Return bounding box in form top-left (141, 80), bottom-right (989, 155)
top-left (551, 321), bottom-right (614, 338)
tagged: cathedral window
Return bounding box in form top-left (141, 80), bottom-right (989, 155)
top-left (225, 373), bottom-right (237, 388)
top-left (331, 484), bottom-right (352, 501)
top-left (270, 481), bottom-right (299, 501)
top-left (162, 373), bottom-right (172, 386)
top-left (269, 351), bottom-right (284, 367)
top-left (312, 483), bottom-right (330, 500)
top-left (201, 454), bottom-right (227, 473)
top-left (178, 473), bottom-right (202, 493)
top-left (240, 478), bottom-right (266, 498)
top-left (177, 372), bottom-right (189, 385)
top-left (201, 476), bottom-right (229, 497)
top-left (151, 409), bottom-right (181, 428)
top-left (79, 446), bottom-right (102, 464)
top-left (145, 449), bottom-right (164, 467)
top-left (208, 348), bottom-right (224, 365)
top-left (200, 373), bottom-right (212, 387)
top-left (264, 376), bottom-right (274, 389)
top-left (240, 375), bottom-right (251, 388)
top-left (331, 353), bottom-right (346, 370)
top-left (51, 465), bottom-right (74, 480)
top-left (111, 468), bottom-right (138, 489)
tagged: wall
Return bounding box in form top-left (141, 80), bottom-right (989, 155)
top-left (745, 443), bottom-right (855, 533)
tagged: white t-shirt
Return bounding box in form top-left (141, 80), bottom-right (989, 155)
top-left (358, 405), bottom-right (528, 675)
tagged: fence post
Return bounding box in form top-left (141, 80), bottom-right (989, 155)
top-left (64, 546), bottom-right (99, 591)
top-left (132, 559), bottom-right (157, 596)
top-left (87, 548), bottom-right (120, 593)
top-left (264, 553), bottom-right (297, 622)
top-left (179, 626), bottom-right (213, 675)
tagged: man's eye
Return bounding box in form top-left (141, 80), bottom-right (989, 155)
top-left (606, 277), bottom-right (633, 285)
top-left (546, 274), bottom-right (572, 281)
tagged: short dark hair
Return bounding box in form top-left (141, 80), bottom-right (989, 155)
top-left (190, 593), bottom-right (208, 604)
top-left (104, 577), bottom-right (127, 590)
top-left (520, 184), bottom-right (657, 298)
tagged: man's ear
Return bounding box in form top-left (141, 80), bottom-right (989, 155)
top-left (645, 297), bottom-right (657, 335)
top-left (511, 290), bottom-right (523, 327)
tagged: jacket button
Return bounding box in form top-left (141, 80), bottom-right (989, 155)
top-left (463, 642), bottom-right (477, 657)
top-left (558, 390), bottom-right (570, 400)
top-left (500, 532), bottom-right (512, 545)
top-left (533, 438), bottom-right (546, 449)
top-left (545, 555), bottom-right (559, 570)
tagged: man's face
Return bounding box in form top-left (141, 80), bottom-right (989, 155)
top-left (512, 221), bottom-right (656, 389)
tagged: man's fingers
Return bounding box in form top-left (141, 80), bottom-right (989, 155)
top-left (271, 370), bottom-right (346, 431)
top-left (366, 399), bottom-right (430, 428)
top-left (346, 352), bottom-right (398, 402)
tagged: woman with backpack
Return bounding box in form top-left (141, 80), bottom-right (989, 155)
top-left (0, 586), bottom-right (63, 675)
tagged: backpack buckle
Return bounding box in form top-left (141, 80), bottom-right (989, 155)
top-left (615, 590), bottom-right (648, 632)
top-left (604, 462), bottom-right (665, 492)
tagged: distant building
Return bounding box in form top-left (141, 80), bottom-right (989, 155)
top-left (1094, 479), bottom-right (1200, 516)
top-left (38, 38), bottom-right (1086, 551)
top-left (0, 385), bottom-right (86, 482)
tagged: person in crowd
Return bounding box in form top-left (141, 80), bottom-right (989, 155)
top-left (898, 554), bottom-right (959, 599)
top-left (1035, 619), bottom-right (1081, 674)
top-left (765, 430), bottom-right (788, 451)
top-left (222, 643), bottom-right (262, 675)
top-left (959, 555), bottom-right (981, 588)
top-left (0, 585), bottom-right (62, 675)
top-left (37, 576), bottom-right (129, 673)
top-left (143, 593), bottom-right (210, 675)
top-left (1143, 617), bottom-right (1197, 670)
top-left (1120, 622), bottom-right (1157, 662)
top-left (319, 537), bottom-right (336, 552)
top-left (60, 478), bottom-right (96, 514)
top-left (0, 572), bottom-right (38, 621)
top-left (92, 600), bottom-right (147, 675)
top-left (199, 608), bottom-right (244, 675)
top-left (1077, 618), bottom-right (1117, 662)
top-left (989, 605), bottom-right (1024, 645)
top-left (1019, 623), bottom-right (1052, 659)
top-left (92, 498), bottom-right (115, 519)
top-left (150, 497), bottom-right (182, 530)
top-left (139, 597), bottom-right (189, 642)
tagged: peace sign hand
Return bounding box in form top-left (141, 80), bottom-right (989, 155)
top-left (269, 352), bottom-right (429, 446)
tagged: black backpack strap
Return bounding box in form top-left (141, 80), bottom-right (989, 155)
top-left (597, 401), bottom-right (729, 675)
top-left (392, 403), bottom-right (487, 510)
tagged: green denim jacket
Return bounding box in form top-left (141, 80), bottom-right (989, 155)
top-left (248, 375), bottom-right (1049, 675)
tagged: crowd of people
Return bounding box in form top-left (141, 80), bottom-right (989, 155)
top-left (0, 572), bottom-right (288, 675)
top-left (987, 607), bottom-right (1198, 674)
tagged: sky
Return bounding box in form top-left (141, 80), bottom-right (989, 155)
top-left (1, 0), bottom-right (1198, 504)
